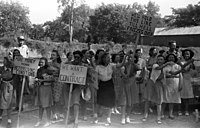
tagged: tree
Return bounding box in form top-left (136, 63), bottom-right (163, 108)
top-left (60, 4), bottom-right (94, 42)
top-left (89, 2), bottom-right (162, 44)
top-left (0, 1), bottom-right (31, 37)
top-left (164, 2), bottom-right (200, 27)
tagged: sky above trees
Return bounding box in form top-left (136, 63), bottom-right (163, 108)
top-left (2, 0), bottom-right (199, 24)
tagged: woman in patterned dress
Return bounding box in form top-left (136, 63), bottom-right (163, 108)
top-left (178, 49), bottom-right (195, 116)
top-left (49, 50), bottom-right (64, 122)
top-left (34, 57), bottom-right (54, 127)
top-left (0, 57), bottom-right (14, 128)
top-left (112, 53), bottom-right (126, 124)
top-left (123, 51), bottom-right (140, 123)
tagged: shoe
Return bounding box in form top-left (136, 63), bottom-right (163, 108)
top-left (161, 115), bottom-right (165, 119)
top-left (44, 122), bottom-right (51, 127)
top-left (157, 119), bottom-right (162, 124)
top-left (121, 118), bottom-right (126, 125)
top-left (142, 117), bottom-right (147, 122)
top-left (185, 112), bottom-right (189, 116)
top-left (178, 111), bottom-right (182, 116)
top-left (105, 118), bottom-right (111, 126)
top-left (34, 122), bottom-right (42, 127)
top-left (126, 117), bottom-right (130, 123)
top-left (169, 115), bottom-right (175, 120)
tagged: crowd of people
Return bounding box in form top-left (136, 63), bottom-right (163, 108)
top-left (0, 37), bottom-right (199, 128)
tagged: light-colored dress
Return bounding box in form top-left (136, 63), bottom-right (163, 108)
top-left (123, 62), bottom-right (139, 106)
top-left (113, 66), bottom-right (126, 106)
top-left (163, 64), bottom-right (182, 103)
top-left (180, 61), bottom-right (194, 99)
top-left (144, 64), bottom-right (164, 104)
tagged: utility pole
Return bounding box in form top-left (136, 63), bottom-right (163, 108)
top-left (69, 0), bottom-right (75, 44)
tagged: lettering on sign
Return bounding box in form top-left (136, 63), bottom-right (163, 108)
top-left (13, 56), bottom-right (39, 77)
top-left (126, 13), bottom-right (156, 36)
top-left (59, 64), bottom-right (88, 85)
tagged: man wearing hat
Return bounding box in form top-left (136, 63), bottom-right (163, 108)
top-left (16, 36), bottom-right (29, 58)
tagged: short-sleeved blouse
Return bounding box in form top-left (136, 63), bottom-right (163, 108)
top-left (96, 63), bottom-right (116, 81)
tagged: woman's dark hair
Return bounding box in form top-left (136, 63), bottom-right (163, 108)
top-left (182, 49), bottom-right (194, 60)
top-left (89, 50), bottom-right (95, 56)
top-left (81, 49), bottom-right (88, 55)
top-left (165, 53), bottom-right (178, 63)
top-left (99, 52), bottom-right (109, 66)
top-left (73, 50), bottom-right (83, 59)
top-left (66, 52), bottom-right (72, 58)
top-left (111, 54), bottom-right (118, 63)
top-left (52, 49), bottom-right (62, 64)
top-left (157, 55), bottom-right (166, 63)
top-left (136, 48), bottom-right (142, 53)
top-left (159, 50), bottom-right (165, 55)
top-left (40, 57), bottom-right (49, 69)
top-left (95, 49), bottom-right (105, 60)
top-left (134, 55), bottom-right (139, 63)
top-left (149, 47), bottom-right (157, 57)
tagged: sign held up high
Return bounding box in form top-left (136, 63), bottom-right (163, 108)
top-left (126, 12), bottom-right (157, 36)
top-left (59, 64), bottom-right (88, 85)
top-left (13, 57), bottom-right (39, 77)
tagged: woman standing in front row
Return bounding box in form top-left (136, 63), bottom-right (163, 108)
top-left (0, 57), bottom-right (14, 128)
top-left (112, 53), bottom-right (126, 124)
top-left (95, 52), bottom-right (127, 126)
top-left (123, 51), bottom-right (140, 124)
top-left (178, 49), bottom-right (195, 116)
top-left (34, 57), bottom-right (54, 127)
top-left (143, 55), bottom-right (173, 124)
top-left (49, 50), bottom-right (64, 122)
top-left (162, 54), bottom-right (182, 119)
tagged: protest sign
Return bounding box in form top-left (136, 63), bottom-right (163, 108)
top-left (13, 57), bottom-right (39, 77)
top-left (88, 68), bottom-right (98, 89)
top-left (59, 64), bottom-right (88, 85)
top-left (126, 12), bottom-right (157, 36)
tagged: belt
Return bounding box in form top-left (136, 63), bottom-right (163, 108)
top-left (166, 75), bottom-right (179, 78)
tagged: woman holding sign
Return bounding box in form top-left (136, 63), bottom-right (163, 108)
top-left (0, 57), bottom-right (14, 128)
top-left (95, 52), bottom-right (127, 126)
top-left (34, 57), bottom-right (54, 127)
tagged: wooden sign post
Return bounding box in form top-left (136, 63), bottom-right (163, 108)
top-left (59, 64), bottom-right (87, 128)
top-left (13, 57), bottom-right (39, 128)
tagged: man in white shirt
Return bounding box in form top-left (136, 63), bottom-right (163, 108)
top-left (16, 36), bottom-right (29, 58)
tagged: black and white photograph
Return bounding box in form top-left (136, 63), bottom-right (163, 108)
top-left (0, 0), bottom-right (200, 128)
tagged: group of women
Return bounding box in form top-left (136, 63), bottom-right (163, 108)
top-left (0, 43), bottom-right (198, 128)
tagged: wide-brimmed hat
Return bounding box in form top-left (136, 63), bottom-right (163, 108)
top-left (166, 53), bottom-right (178, 62)
top-left (181, 49), bottom-right (194, 59)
